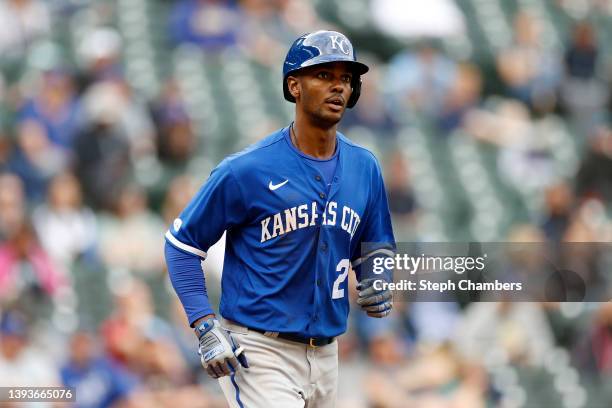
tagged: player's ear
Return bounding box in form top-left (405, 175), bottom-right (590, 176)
top-left (287, 76), bottom-right (300, 100)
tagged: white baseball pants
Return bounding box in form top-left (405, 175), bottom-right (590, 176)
top-left (218, 319), bottom-right (338, 408)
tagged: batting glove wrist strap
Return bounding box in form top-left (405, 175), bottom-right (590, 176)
top-left (356, 278), bottom-right (393, 318)
top-left (194, 318), bottom-right (248, 378)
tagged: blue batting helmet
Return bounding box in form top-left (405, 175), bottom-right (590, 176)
top-left (283, 30), bottom-right (369, 108)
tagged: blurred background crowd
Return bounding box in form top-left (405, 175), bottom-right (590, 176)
top-left (0, 0), bottom-right (611, 407)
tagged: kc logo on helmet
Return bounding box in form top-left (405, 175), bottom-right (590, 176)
top-left (329, 35), bottom-right (350, 55)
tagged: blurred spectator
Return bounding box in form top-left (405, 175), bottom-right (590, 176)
top-left (436, 62), bottom-right (483, 134)
top-left (18, 69), bottom-right (83, 150)
top-left (72, 84), bottom-right (132, 210)
top-left (0, 309), bottom-right (60, 387)
top-left (580, 303), bottom-right (612, 375)
top-left (0, 174), bottom-right (68, 309)
top-left (365, 344), bottom-right (489, 407)
top-left (98, 183), bottom-right (165, 275)
top-left (169, 0), bottom-right (242, 51)
top-left (407, 302), bottom-right (461, 346)
top-left (0, 217), bottom-right (67, 304)
top-left (563, 198), bottom-right (611, 242)
top-left (76, 27), bottom-right (123, 86)
top-left (506, 223), bottom-right (547, 244)
top-left (0, 173), bottom-right (27, 240)
top-left (565, 22), bottom-right (599, 80)
top-left (465, 98), bottom-right (530, 146)
top-left (0, 129), bottom-right (11, 171)
top-left (101, 279), bottom-right (166, 362)
top-left (148, 122), bottom-right (198, 213)
top-left (161, 175), bottom-right (199, 226)
top-left (348, 270), bottom-right (404, 357)
top-left (279, 0), bottom-right (320, 36)
top-left (82, 79), bottom-right (157, 162)
top-left (385, 42), bottom-right (457, 120)
top-left (575, 126), bottom-right (612, 203)
top-left (465, 98), bottom-right (557, 194)
top-left (496, 12), bottom-right (561, 112)
top-left (0, 0), bottom-right (51, 61)
top-left (342, 64), bottom-right (398, 135)
top-left (383, 152), bottom-right (416, 240)
top-left (367, 331), bottom-right (405, 368)
top-left (8, 119), bottom-right (66, 203)
top-left (560, 21), bottom-right (609, 135)
top-left (168, 297), bottom-right (202, 376)
top-left (132, 332), bottom-right (191, 391)
top-left (101, 278), bottom-right (190, 390)
top-left (239, 0), bottom-right (314, 68)
top-left (454, 302), bottom-right (555, 366)
top-left (32, 171), bottom-right (98, 269)
top-left (541, 181), bottom-right (574, 243)
top-left (153, 80), bottom-right (196, 166)
top-left (352, 308), bottom-right (402, 359)
top-left (60, 330), bottom-right (139, 408)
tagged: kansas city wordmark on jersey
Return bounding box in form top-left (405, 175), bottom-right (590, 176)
top-left (260, 200), bottom-right (361, 243)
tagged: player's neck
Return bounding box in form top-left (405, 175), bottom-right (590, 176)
top-left (291, 117), bottom-right (337, 159)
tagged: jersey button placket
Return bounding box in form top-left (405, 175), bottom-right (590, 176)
top-left (313, 174), bottom-right (326, 330)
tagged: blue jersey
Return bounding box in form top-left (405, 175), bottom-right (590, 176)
top-left (165, 126), bottom-right (395, 338)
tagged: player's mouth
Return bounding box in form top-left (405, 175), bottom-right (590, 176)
top-left (325, 96), bottom-right (345, 112)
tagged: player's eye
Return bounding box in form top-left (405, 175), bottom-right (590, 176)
top-left (317, 72), bottom-right (330, 80)
top-left (342, 75), bottom-right (352, 83)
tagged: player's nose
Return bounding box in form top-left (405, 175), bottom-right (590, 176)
top-left (330, 79), bottom-right (347, 97)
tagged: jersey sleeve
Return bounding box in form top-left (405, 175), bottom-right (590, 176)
top-left (351, 157), bottom-right (396, 281)
top-left (165, 160), bottom-right (247, 258)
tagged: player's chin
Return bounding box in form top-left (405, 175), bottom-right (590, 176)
top-left (319, 104), bottom-right (345, 123)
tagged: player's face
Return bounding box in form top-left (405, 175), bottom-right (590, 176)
top-left (294, 62), bottom-right (354, 126)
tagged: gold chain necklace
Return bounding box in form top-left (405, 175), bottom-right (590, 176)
top-left (291, 123), bottom-right (300, 151)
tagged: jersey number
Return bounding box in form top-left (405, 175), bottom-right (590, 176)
top-left (332, 259), bottom-right (350, 299)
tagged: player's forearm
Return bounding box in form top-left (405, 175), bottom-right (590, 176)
top-left (164, 241), bottom-right (215, 327)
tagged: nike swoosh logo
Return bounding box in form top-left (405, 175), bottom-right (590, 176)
top-left (268, 179), bottom-right (289, 191)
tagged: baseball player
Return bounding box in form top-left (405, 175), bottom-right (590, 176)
top-left (164, 30), bottom-right (395, 407)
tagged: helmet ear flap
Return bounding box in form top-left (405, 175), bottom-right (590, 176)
top-left (347, 76), bottom-right (361, 109)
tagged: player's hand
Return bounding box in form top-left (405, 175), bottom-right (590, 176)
top-left (195, 318), bottom-right (249, 378)
top-left (356, 278), bottom-right (392, 318)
